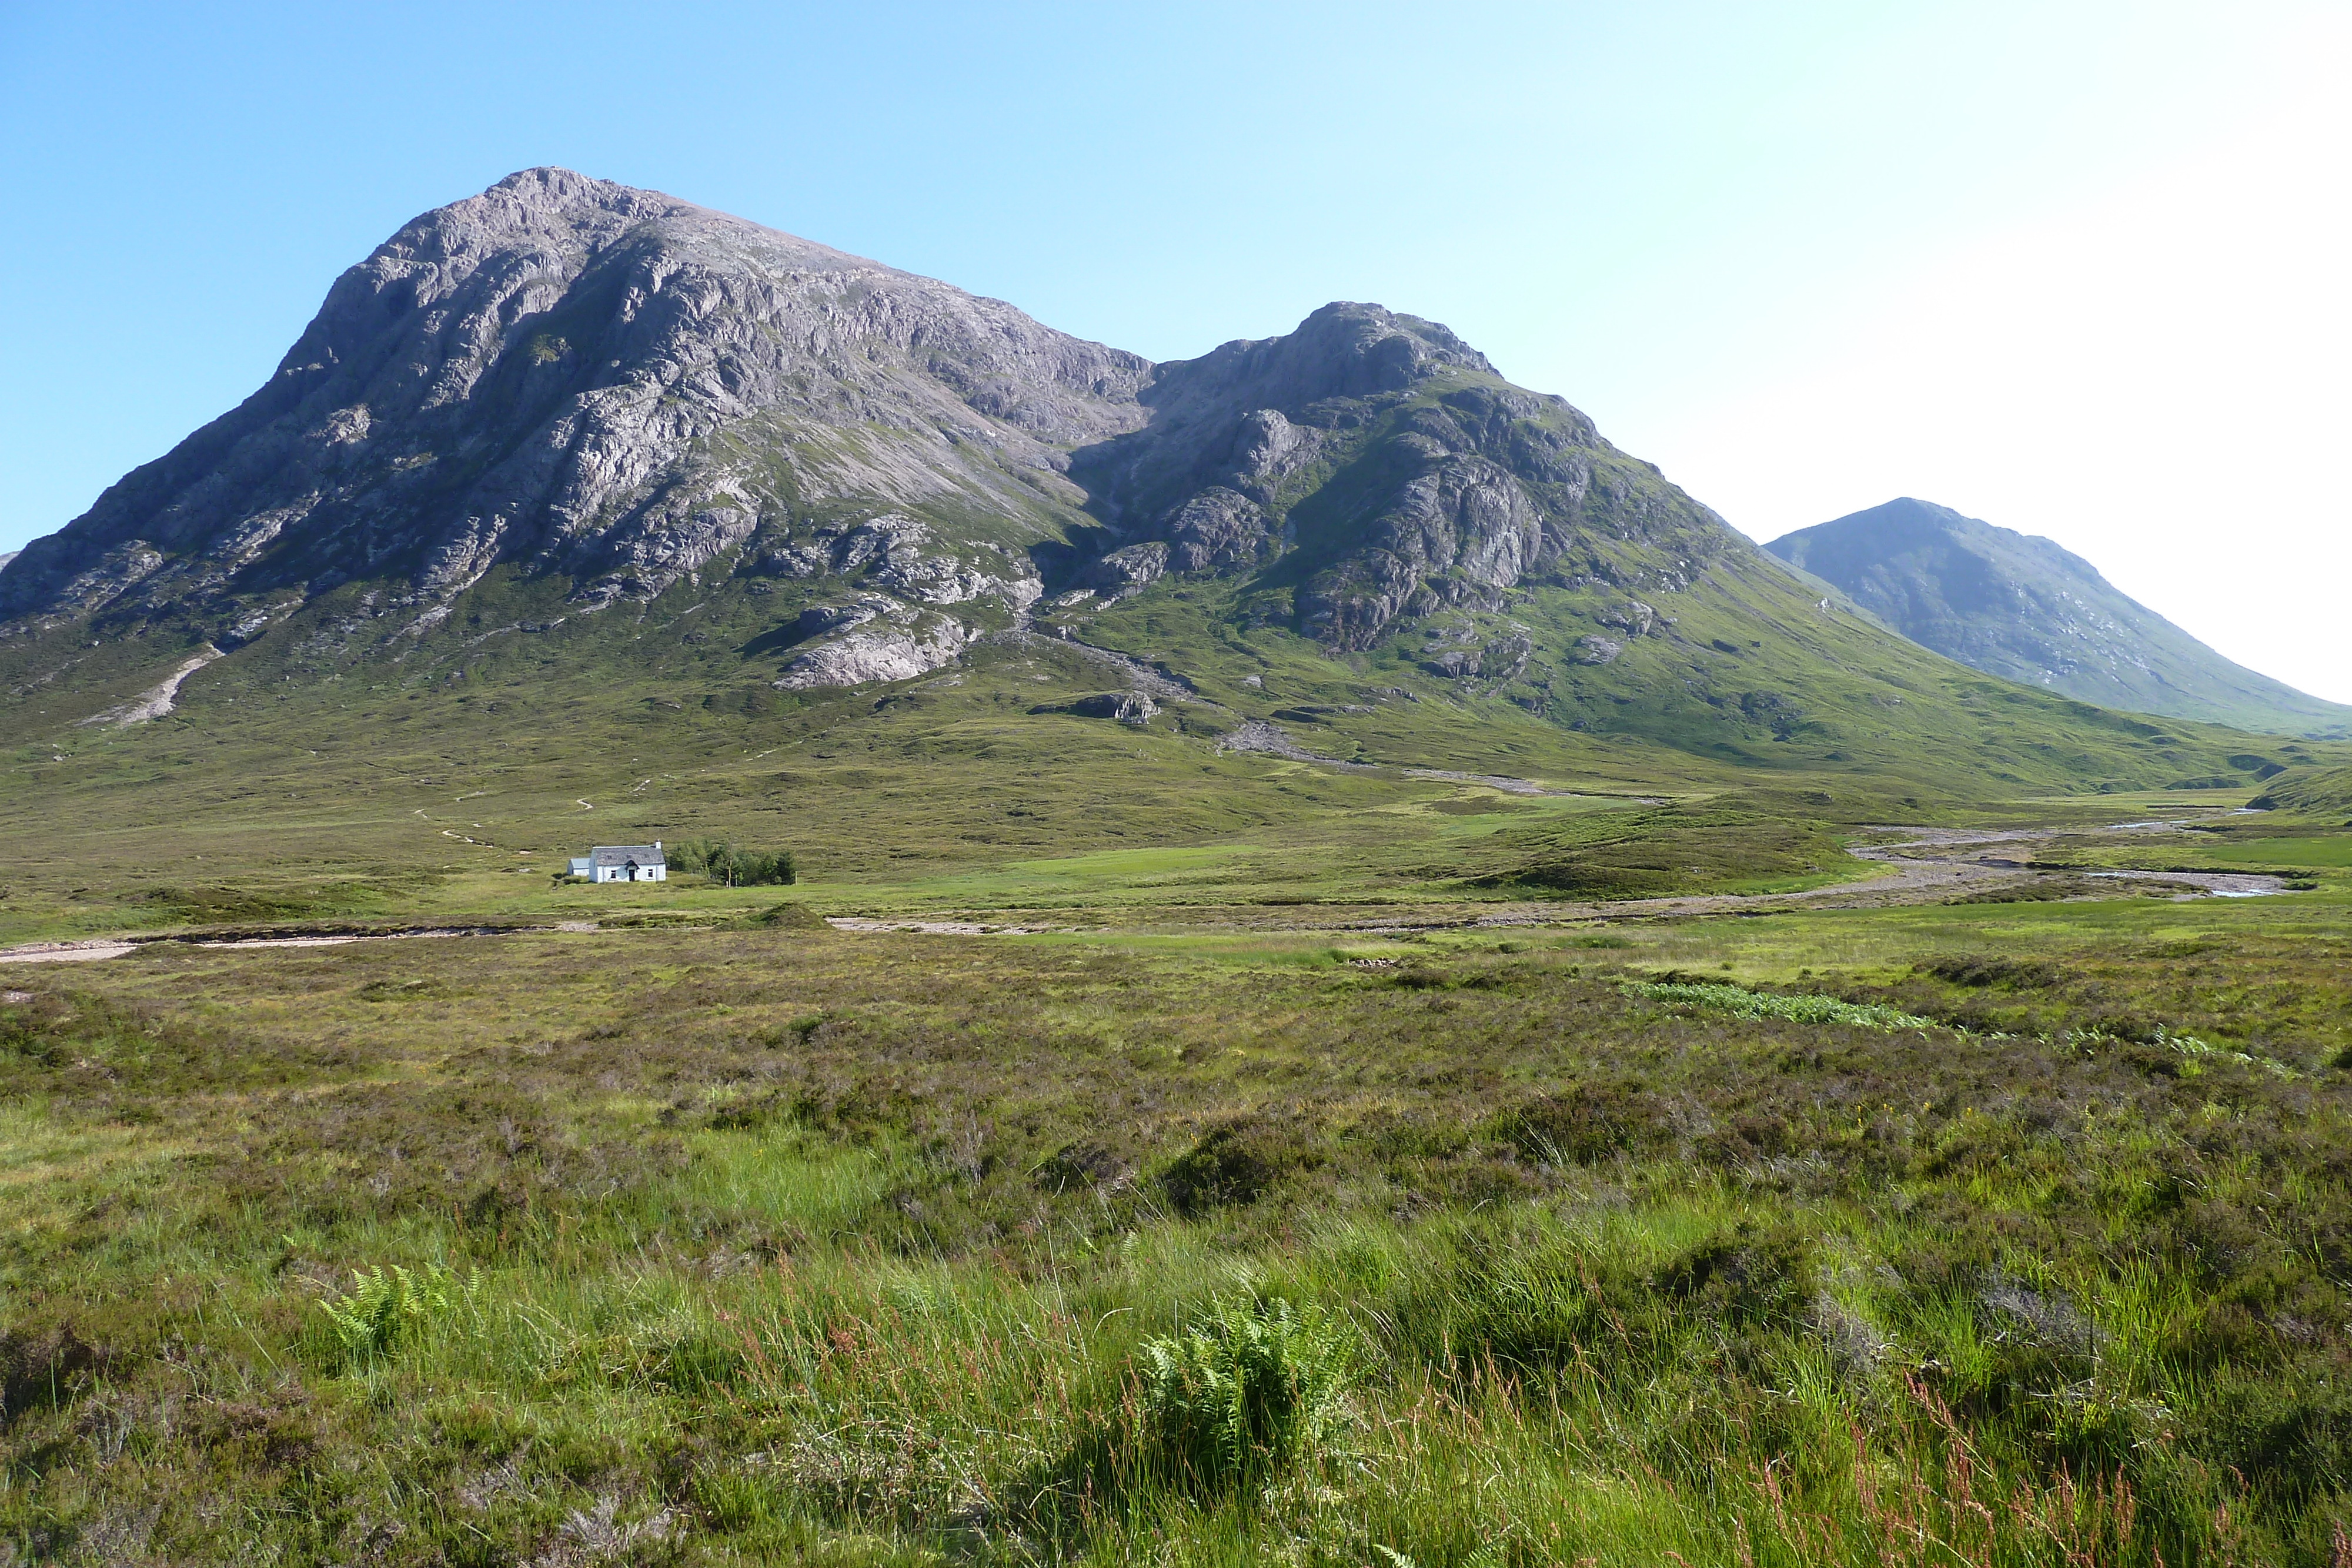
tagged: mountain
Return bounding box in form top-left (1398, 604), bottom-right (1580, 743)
top-left (0, 167), bottom-right (1736, 690)
top-left (0, 168), bottom-right (1148, 661)
top-left (0, 170), bottom-right (2323, 817)
top-left (1765, 498), bottom-right (2352, 740)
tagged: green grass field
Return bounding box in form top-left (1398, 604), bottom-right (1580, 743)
top-left (2199, 837), bottom-right (2352, 870)
top-left (3, 818), bottom-right (2351, 1563)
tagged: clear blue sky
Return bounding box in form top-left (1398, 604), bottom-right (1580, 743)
top-left (4, 1), bottom-right (2344, 696)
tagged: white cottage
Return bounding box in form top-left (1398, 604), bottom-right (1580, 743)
top-left (569, 842), bottom-right (667, 882)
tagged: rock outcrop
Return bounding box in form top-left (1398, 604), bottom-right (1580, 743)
top-left (1045, 691), bottom-right (1158, 726)
top-left (776, 608), bottom-right (975, 688)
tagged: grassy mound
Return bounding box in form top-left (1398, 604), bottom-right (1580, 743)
top-left (1464, 794), bottom-right (1857, 899)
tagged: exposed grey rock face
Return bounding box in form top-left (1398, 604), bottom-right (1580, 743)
top-left (796, 600), bottom-right (885, 638)
top-left (1081, 541), bottom-right (1169, 596)
top-left (1300, 443), bottom-right (1545, 645)
top-left (2, 168), bottom-right (1144, 654)
top-left (1418, 616), bottom-right (1535, 681)
top-left (1768, 498), bottom-right (2352, 738)
top-left (1577, 635), bottom-right (1625, 666)
top-left (1600, 600), bottom-right (1658, 637)
top-left (1053, 691), bottom-right (1158, 725)
top-left (776, 607), bottom-right (974, 688)
top-left (1162, 487), bottom-right (1269, 573)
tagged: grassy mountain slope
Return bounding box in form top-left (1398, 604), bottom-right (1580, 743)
top-left (1766, 497), bottom-right (2352, 739)
top-left (1, 543), bottom-right (2338, 948)
top-left (2251, 764), bottom-right (2352, 819)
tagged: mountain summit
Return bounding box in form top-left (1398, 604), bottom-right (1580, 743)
top-left (1765, 499), bottom-right (2351, 740)
top-left (0, 169), bottom-right (1745, 685)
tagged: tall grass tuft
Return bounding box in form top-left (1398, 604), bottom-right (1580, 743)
top-left (1138, 1296), bottom-right (1349, 1490)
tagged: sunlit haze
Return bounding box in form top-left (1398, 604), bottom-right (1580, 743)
top-left (3, 0), bottom-right (2343, 696)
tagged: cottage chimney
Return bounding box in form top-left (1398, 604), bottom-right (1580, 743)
top-left (654, 839), bottom-right (661, 851)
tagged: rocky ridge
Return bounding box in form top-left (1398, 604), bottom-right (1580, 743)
top-left (1070, 302), bottom-right (1736, 652)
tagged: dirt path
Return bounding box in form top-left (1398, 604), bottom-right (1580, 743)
top-left (1401, 768), bottom-right (1610, 798)
top-left (824, 917), bottom-right (1061, 936)
top-left (0, 940), bottom-right (143, 965)
top-left (0, 922), bottom-right (601, 967)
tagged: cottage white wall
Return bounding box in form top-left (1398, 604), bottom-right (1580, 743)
top-left (576, 853), bottom-right (666, 882)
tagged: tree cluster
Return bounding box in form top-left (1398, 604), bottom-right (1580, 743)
top-left (673, 838), bottom-right (796, 887)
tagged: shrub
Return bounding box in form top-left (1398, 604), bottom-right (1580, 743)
top-left (1160, 1118), bottom-right (1318, 1213)
top-left (1487, 1080), bottom-right (1670, 1165)
top-left (748, 901), bottom-right (825, 929)
top-left (1626, 980), bottom-right (1935, 1031)
top-left (2190, 1369), bottom-right (2352, 1502)
top-left (1030, 1140), bottom-right (1131, 1193)
top-left (1923, 954), bottom-right (2064, 989)
top-left (1656, 1225), bottom-right (1817, 1328)
top-left (1138, 1298), bottom-right (1349, 1489)
top-left (0, 1326), bottom-right (110, 1424)
top-left (314, 1262), bottom-right (480, 1359)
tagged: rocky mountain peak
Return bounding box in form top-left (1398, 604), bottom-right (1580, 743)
top-left (1, 168), bottom-right (1150, 637)
top-left (1067, 300), bottom-right (1720, 653)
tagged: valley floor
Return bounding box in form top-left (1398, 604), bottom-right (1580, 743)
top-left (3, 804), bottom-right (2351, 1564)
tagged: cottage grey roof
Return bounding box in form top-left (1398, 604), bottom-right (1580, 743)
top-left (590, 844), bottom-right (666, 868)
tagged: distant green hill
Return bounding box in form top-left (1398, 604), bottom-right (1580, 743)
top-left (1766, 498), bottom-right (2352, 740)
